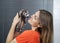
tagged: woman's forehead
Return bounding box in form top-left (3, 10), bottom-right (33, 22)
top-left (35, 11), bottom-right (40, 17)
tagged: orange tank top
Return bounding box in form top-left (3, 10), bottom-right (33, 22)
top-left (16, 30), bottom-right (40, 43)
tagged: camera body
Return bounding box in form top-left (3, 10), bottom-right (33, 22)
top-left (15, 9), bottom-right (29, 32)
top-left (18, 9), bottom-right (29, 23)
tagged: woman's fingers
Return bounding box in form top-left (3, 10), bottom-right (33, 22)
top-left (13, 12), bottom-right (20, 25)
top-left (14, 12), bottom-right (19, 18)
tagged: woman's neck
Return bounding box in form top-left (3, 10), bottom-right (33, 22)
top-left (31, 26), bottom-right (37, 31)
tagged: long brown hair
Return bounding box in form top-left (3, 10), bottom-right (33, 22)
top-left (36, 10), bottom-right (53, 43)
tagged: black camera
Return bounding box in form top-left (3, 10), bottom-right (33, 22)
top-left (15, 9), bottom-right (29, 32)
top-left (18, 9), bottom-right (29, 23)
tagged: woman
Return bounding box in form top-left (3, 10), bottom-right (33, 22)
top-left (6, 10), bottom-right (53, 43)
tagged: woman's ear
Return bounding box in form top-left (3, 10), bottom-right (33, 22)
top-left (38, 24), bottom-right (42, 28)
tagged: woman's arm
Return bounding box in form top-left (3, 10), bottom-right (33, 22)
top-left (6, 13), bottom-right (20, 43)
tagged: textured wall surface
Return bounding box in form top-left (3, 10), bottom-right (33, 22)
top-left (0, 0), bottom-right (53, 43)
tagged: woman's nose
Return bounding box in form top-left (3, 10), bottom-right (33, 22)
top-left (31, 16), bottom-right (32, 18)
top-left (31, 14), bottom-right (34, 17)
top-left (31, 16), bottom-right (33, 19)
top-left (30, 14), bottom-right (34, 18)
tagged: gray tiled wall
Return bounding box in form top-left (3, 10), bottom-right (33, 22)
top-left (0, 0), bottom-right (53, 43)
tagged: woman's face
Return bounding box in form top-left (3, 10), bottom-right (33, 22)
top-left (28, 11), bottom-right (40, 27)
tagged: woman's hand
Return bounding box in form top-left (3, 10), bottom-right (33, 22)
top-left (12, 12), bottom-right (20, 26)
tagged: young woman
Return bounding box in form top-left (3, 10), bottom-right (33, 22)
top-left (6, 10), bottom-right (53, 43)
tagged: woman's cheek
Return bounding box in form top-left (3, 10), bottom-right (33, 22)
top-left (28, 18), bottom-right (38, 26)
top-left (31, 20), bottom-right (38, 27)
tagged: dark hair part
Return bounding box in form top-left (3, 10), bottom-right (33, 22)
top-left (36, 10), bottom-right (53, 43)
